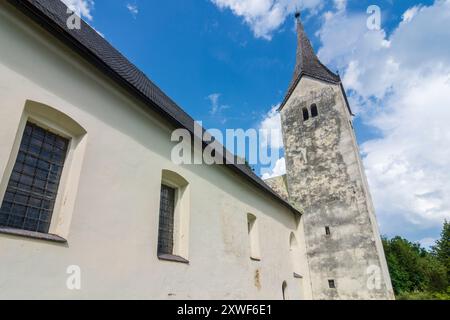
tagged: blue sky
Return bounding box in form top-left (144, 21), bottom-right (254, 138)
top-left (64, 0), bottom-right (450, 246)
top-left (87, 0), bottom-right (430, 138)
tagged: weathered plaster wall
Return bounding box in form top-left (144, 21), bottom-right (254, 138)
top-left (263, 175), bottom-right (289, 202)
top-left (281, 76), bottom-right (394, 300)
top-left (0, 3), bottom-right (311, 300)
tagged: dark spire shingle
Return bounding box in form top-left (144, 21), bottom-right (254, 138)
top-left (279, 14), bottom-right (341, 110)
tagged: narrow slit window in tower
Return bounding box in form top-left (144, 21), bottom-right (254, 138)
top-left (302, 108), bottom-right (309, 121)
top-left (329, 280), bottom-right (336, 289)
top-left (311, 104), bottom-right (319, 118)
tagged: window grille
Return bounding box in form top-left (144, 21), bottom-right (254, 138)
top-left (0, 122), bottom-right (69, 234)
top-left (158, 184), bottom-right (176, 255)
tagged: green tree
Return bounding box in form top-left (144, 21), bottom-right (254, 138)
top-left (383, 236), bottom-right (428, 293)
top-left (382, 224), bottom-right (449, 299)
top-left (420, 254), bottom-right (447, 292)
top-left (432, 220), bottom-right (450, 282)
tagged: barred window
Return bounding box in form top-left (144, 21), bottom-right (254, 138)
top-left (0, 122), bottom-right (69, 234)
top-left (158, 184), bottom-right (176, 255)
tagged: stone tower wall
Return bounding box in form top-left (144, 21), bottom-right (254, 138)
top-left (281, 76), bottom-right (394, 300)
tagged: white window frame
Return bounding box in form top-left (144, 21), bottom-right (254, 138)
top-left (0, 100), bottom-right (87, 241)
top-left (158, 169), bottom-right (190, 262)
top-left (247, 213), bottom-right (261, 261)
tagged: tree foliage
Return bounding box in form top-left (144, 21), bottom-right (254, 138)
top-left (382, 220), bottom-right (449, 300)
top-left (432, 220), bottom-right (450, 281)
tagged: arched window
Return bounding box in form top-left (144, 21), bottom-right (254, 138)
top-left (311, 104), bottom-right (319, 118)
top-left (282, 281), bottom-right (288, 300)
top-left (290, 232), bottom-right (306, 299)
top-left (290, 233), bottom-right (301, 274)
top-left (157, 170), bottom-right (190, 263)
top-left (0, 122), bottom-right (69, 235)
top-left (302, 107), bottom-right (309, 122)
top-left (290, 232), bottom-right (298, 250)
top-left (0, 100), bottom-right (87, 242)
top-left (247, 213), bottom-right (261, 261)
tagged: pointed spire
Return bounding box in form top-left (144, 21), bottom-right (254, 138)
top-left (293, 12), bottom-right (340, 84)
top-left (280, 12), bottom-right (341, 110)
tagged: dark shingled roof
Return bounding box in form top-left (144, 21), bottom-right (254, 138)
top-left (279, 15), bottom-right (344, 111)
top-left (6, 0), bottom-right (300, 215)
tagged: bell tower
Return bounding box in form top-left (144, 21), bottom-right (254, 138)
top-left (279, 13), bottom-right (394, 300)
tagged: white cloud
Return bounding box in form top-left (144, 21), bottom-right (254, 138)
top-left (208, 93), bottom-right (221, 114)
top-left (362, 72), bottom-right (450, 233)
top-left (61, 0), bottom-right (94, 21)
top-left (259, 104), bottom-right (284, 150)
top-left (317, 0), bottom-right (450, 239)
top-left (210, 0), bottom-right (323, 39)
top-left (262, 157), bottom-right (286, 179)
top-left (401, 5), bottom-right (422, 24)
top-left (207, 93), bottom-right (230, 124)
top-left (333, 0), bottom-right (346, 12)
top-left (258, 104), bottom-right (285, 180)
top-left (126, 3), bottom-right (139, 18)
top-left (207, 93), bottom-right (230, 115)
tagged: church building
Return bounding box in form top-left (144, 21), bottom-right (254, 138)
top-left (0, 0), bottom-right (394, 300)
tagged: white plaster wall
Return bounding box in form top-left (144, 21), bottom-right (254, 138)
top-left (0, 3), bottom-right (311, 300)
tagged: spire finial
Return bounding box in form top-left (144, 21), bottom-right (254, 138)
top-left (295, 11), bottom-right (301, 21)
